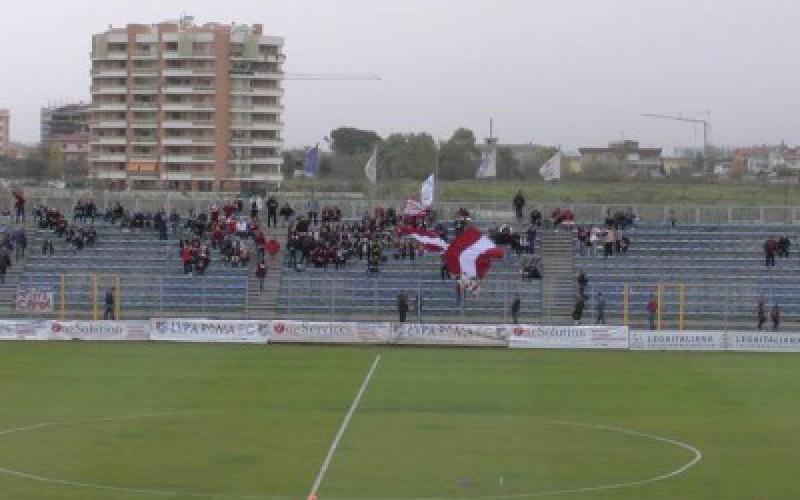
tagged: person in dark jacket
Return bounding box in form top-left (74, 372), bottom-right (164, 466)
top-left (397, 292), bottom-right (409, 323)
top-left (572, 293), bottom-right (585, 325)
top-left (511, 293), bottom-right (521, 324)
top-left (757, 297), bottom-right (767, 330)
top-left (513, 191), bottom-right (525, 220)
top-left (771, 303), bottom-right (781, 331)
top-left (256, 260), bottom-right (267, 292)
top-left (765, 237), bottom-right (778, 267)
top-left (778, 236), bottom-right (790, 258)
top-left (104, 288), bottom-right (115, 320)
top-left (266, 196), bottom-right (279, 228)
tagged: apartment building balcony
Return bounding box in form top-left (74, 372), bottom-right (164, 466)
top-left (131, 120), bottom-right (158, 129)
top-left (131, 85), bottom-right (159, 95)
top-left (162, 137), bottom-right (215, 147)
top-left (229, 121), bottom-right (284, 130)
top-left (91, 85), bottom-right (128, 95)
top-left (91, 52), bottom-right (128, 61)
top-left (162, 85), bottom-right (216, 94)
top-left (92, 103), bottom-right (127, 112)
top-left (162, 154), bottom-right (216, 163)
top-left (90, 69), bottom-right (127, 78)
top-left (90, 153), bottom-right (128, 162)
top-left (131, 51), bottom-right (158, 60)
top-left (229, 138), bottom-right (282, 148)
top-left (91, 120), bottom-right (128, 129)
top-left (130, 68), bottom-right (159, 77)
top-left (131, 136), bottom-right (157, 145)
top-left (131, 102), bottom-right (159, 111)
top-left (90, 137), bottom-right (128, 146)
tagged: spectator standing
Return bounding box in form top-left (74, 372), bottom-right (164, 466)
top-left (250, 200), bottom-right (259, 221)
top-left (765, 237), bottom-right (778, 267)
top-left (513, 191), bottom-right (525, 221)
top-left (0, 253), bottom-right (6, 284)
top-left (572, 292), bottom-right (585, 325)
top-left (771, 304), bottom-right (781, 331)
top-left (778, 236), bottom-right (790, 258)
top-left (13, 190), bottom-right (25, 223)
top-left (646, 295), bottom-right (658, 330)
top-left (596, 292), bottom-right (606, 324)
top-left (397, 292), bottom-right (409, 323)
top-left (256, 260), bottom-right (267, 293)
top-left (104, 288), bottom-right (115, 320)
top-left (604, 228), bottom-right (615, 258)
top-left (757, 297), bottom-right (767, 330)
top-left (12, 227), bottom-right (26, 261)
top-left (577, 270), bottom-right (589, 298)
top-left (279, 202), bottom-right (294, 227)
top-left (267, 196), bottom-right (279, 228)
top-left (511, 293), bottom-right (521, 324)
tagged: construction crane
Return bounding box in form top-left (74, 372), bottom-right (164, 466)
top-left (642, 112), bottom-right (711, 171)
top-left (284, 73), bottom-right (381, 81)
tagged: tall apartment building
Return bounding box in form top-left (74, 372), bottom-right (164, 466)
top-left (0, 109), bottom-right (9, 157)
top-left (90, 18), bottom-right (285, 191)
top-left (41, 103), bottom-right (91, 144)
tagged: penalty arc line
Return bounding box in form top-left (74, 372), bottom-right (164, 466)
top-left (309, 354), bottom-right (382, 497)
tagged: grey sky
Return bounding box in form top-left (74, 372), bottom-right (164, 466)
top-left (0, 0), bottom-right (797, 151)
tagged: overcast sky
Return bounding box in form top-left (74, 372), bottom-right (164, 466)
top-left (0, 0), bottom-right (797, 151)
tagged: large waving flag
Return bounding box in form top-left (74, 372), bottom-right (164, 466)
top-left (304, 145), bottom-right (320, 176)
top-left (364, 148), bottom-right (377, 184)
top-left (476, 148), bottom-right (497, 178)
top-left (399, 227), bottom-right (448, 253)
top-left (539, 151), bottom-right (562, 181)
top-left (420, 174), bottom-right (434, 207)
top-left (444, 226), bottom-right (505, 279)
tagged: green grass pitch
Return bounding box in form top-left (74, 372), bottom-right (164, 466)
top-left (0, 342), bottom-right (796, 499)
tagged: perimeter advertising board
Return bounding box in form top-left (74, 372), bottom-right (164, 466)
top-left (629, 331), bottom-right (727, 351)
top-left (150, 319), bottom-right (269, 344)
top-left (391, 323), bottom-right (508, 346)
top-left (508, 325), bottom-right (629, 349)
top-left (39, 321), bottom-right (150, 341)
top-left (728, 332), bottom-right (800, 352)
top-left (268, 321), bottom-right (390, 344)
top-left (0, 320), bottom-right (40, 340)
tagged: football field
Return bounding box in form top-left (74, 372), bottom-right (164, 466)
top-left (0, 343), bottom-right (796, 499)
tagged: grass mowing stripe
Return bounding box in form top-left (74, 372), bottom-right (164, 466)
top-left (309, 355), bottom-right (382, 498)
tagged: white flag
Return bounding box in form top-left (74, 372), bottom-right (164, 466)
top-left (364, 148), bottom-right (377, 184)
top-left (420, 174), bottom-right (434, 207)
top-left (476, 148), bottom-right (497, 178)
top-left (539, 151), bottom-right (561, 181)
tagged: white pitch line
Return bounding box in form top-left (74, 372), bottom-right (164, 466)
top-left (309, 354), bottom-right (382, 497)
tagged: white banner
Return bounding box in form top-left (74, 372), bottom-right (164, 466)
top-left (150, 319), bottom-right (269, 344)
top-left (0, 320), bottom-right (41, 340)
top-left (509, 325), bottom-right (629, 349)
top-left (268, 321), bottom-right (390, 344)
top-left (728, 332), bottom-right (800, 352)
top-left (40, 321), bottom-right (150, 341)
top-left (630, 330), bottom-right (727, 351)
top-left (391, 323), bottom-right (508, 346)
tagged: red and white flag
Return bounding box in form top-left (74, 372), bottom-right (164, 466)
top-left (403, 198), bottom-right (426, 216)
top-left (444, 226), bottom-right (505, 279)
top-left (399, 227), bottom-right (448, 252)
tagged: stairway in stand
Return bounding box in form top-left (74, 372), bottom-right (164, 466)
top-left (246, 225), bottom-right (286, 320)
top-left (540, 229), bottom-right (576, 324)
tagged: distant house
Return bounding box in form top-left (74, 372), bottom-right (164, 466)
top-left (578, 140), bottom-right (663, 177)
top-left (735, 144), bottom-right (800, 175)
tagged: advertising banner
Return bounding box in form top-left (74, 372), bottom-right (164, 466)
top-left (268, 321), bottom-right (390, 344)
top-left (0, 320), bottom-right (40, 340)
top-left (150, 319), bottom-right (268, 344)
top-left (40, 321), bottom-right (150, 341)
top-left (508, 325), bottom-right (629, 349)
top-left (390, 323), bottom-right (508, 346)
top-left (728, 332), bottom-right (800, 352)
top-left (629, 330), bottom-right (727, 351)
top-left (15, 286), bottom-right (54, 313)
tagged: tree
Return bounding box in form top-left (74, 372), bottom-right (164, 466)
top-left (496, 147), bottom-right (522, 180)
top-left (329, 127), bottom-right (382, 155)
top-left (377, 132), bottom-right (436, 180)
top-left (439, 127), bottom-right (479, 180)
top-left (281, 152), bottom-right (295, 177)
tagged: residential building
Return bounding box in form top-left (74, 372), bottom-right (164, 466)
top-left (50, 134), bottom-right (90, 165)
top-left (734, 144), bottom-right (800, 175)
top-left (0, 109), bottom-right (9, 157)
top-left (41, 103), bottom-right (90, 144)
top-left (579, 140), bottom-right (663, 177)
top-left (90, 17), bottom-right (285, 191)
